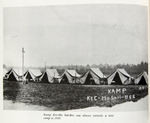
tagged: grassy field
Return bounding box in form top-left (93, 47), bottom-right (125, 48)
top-left (3, 80), bottom-right (148, 111)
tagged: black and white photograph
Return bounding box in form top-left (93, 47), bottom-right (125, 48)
top-left (3, 2), bottom-right (148, 113)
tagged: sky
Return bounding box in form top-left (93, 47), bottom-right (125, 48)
top-left (4, 4), bottom-right (148, 67)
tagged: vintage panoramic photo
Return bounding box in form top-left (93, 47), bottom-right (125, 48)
top-left (3, 4), bottom-right (148, 111)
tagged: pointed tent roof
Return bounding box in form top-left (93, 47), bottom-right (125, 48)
top-left (91, 68), bottom-right (106, 78)
top-left (39, 69), bottom-right (60, 83)
top-left (29, 69), bottom-right (42, 76)
top-left (135, 71), bottom-right (148, 85)
top-left (24, 70), bottom-right (36, 81)
top-left (13, 68), bottom-right (23, 76)
top-left (3, 67), bottom-right (8, 77)
top-left (46, 69), bottom-right (60, 78)
top-left (117, 68), bottom-right (131, 78)
top-left (60, 69), bottom-right (80, 84)
top-left (107, 68), bottom-right (132, 85)
top-left (5, 68), bottom-right (19, 81)
top-left (80, 68), bottom-right (105, 84)
top-left (67, 70), bottom-right (81, 77)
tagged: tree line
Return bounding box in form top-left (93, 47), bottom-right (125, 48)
top-left (4, 61), bottom-right (148, 77)
top-left (49, 61), bottom-right (148, 77)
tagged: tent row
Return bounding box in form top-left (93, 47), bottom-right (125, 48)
top-left (3, 67), bottom-right (148, 85)
top-left (3, 68), bottom-right (42, 82)
top-left (107, 68), bottom-right (148, 85)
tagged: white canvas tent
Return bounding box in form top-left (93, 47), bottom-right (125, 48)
top-left (14, 68), bottom-right (25, 81)
top-left (24, 70), bottom-right (36, 82)
top-left (107, 68), bottom-right (132, 85)
top-left (59, 70), bottom-right (80, 84)
top-left (67, 70), bottom-right (81, 78)
top-left (29, 69), bottom-right (42, 76)
top-left (134, 71), bottom-right (148, 85)
top-left (39, 69), bottom-right (60, 83)
top-left (47, 69), bottom-right (60, 78)
top-left (4, 68), bottom-right (19, 81)
top-left (80, 68), bottom-right (106, 85)
top-left (28, 69), bottom-right (42, 82)
top-left (13, 68), bottom-right (23, 77)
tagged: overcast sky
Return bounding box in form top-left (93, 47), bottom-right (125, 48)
top-left (4, 4), bottom-right (148, 67)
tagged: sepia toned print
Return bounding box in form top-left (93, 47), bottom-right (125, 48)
top-left (3, 4), bottom-right (148, 111)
